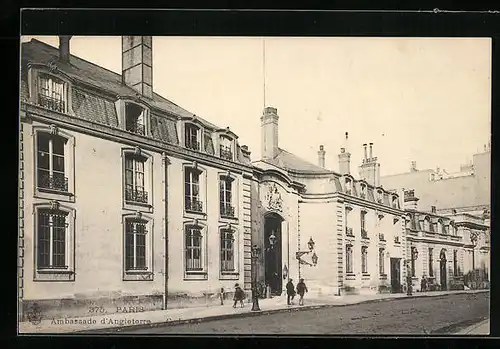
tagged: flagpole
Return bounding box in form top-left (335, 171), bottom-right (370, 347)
top-left (263, 38), bottom-right (266, 109)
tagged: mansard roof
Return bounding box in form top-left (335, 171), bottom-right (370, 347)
top-left (21, 39), bottom-right (221, 130)
top-left (260, 148), bottom-right (332, 175)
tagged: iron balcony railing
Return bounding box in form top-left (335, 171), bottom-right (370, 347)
top-left (125, 122), bottom-right (145, 136)
top-left (38, 94), bottom-right (65, 113)
top-left (125, 187), bottom-right (149, 204)
top-left (361, 229), bottom-right (369, 239)
top-left (345, 227), bottom-right (354, 236)
top-left (220, 203), bottom-right (235, 217)
top-left (379, 233), bottom-right (386, 241)
top-left (219, 145), bottom-right (233, 160)
top-left (186, 140), bottom-right (200, 151)
top-left (38, 173), bottom-right (68, 192)
top-left (186, 197), bottom-right (203, 213)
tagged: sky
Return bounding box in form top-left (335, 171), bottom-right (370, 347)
top-left (20, 36), bottom-right (491, 176)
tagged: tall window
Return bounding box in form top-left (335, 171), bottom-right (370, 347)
top-left (185, 225), bottom-right (203, 271)
top-left (360, 184), bottom-right (366, 199)
top-left (37, 133), bottom-right (68, 192)
top-left (360, 211), bottom-right (367, 238)
top-left (376, 190), bottom-right (383, 203)
top-left (453, 250), bottom-right (458, 276)
top-left (361, 246), bottom-right (368, 274)
top-left (185, 168), bottom-right (202, 212)
top-left (379, 248), bottom-right (385, 274)
top-left (220, 229), bottom-right (235, 272)
top-left (125, 103), bottom-right (146, 135)
top-left (345, 179), bottom-right (352, 195)
top-left (428, 248), bottom-right (434, 277)
top-left (125, 155), bottom-right (147, 204)
top-left (346, 244), bottom-right (353, 273)
top-left (37, 209), bottom-right (68, 269)
top-left (125, 219), bottom-right (147, 270)
top-left (38, 74), bottom-right (65, 113)
top-left (219, 176), bottom-right (234, 217)
top-left (219, 136), bottom-right (233, 160)
top-left (423, 217), bottom-right (430, 232)
top-left (185, 124), bottom-right (200, 151)
top-left (410, 247), bottom-right (416, 277)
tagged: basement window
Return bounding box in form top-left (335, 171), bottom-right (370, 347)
top-left (125, 103), bottom-right (146, 136)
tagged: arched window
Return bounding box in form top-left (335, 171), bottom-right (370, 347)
top-left (37, 73), bottom-right (67, 113)
top-left (185, 123), bottom-right (201, 151)
top-left (219, 135), bottom-right (233, 160)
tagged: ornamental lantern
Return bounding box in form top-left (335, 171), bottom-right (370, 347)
top-left (311, 252), bottom-right (318, 266)
top-left (269, 231), bottom-right (277, 248)
top-left (307, 237), bottom-right (315, 251)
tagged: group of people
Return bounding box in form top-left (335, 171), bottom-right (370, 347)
top-left (231, 278), bottom-right (309, 308)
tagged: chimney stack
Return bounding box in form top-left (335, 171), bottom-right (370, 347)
top-left (58, 36), bottom-right (72, 63)
top-left (318, 145), bottom-right (326, 168)
top-left (122, 36), bottom-right (153, 98)
top-left (359, 142), bottom-right (380, 186)
top-left (369, 143), bottom-right (373, 159)
top-left (403, 189), bottom-right (419, 211)
top-left (339, 132), bottom-right (351, 175)
top-left (261, 107), bottom-right (279, 159)
top-left (363, 143), bottom-right (368, 160)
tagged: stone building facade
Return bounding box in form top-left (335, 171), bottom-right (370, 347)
top-left (251, 109), bottom-right (406, 296)
top-left (18, 36), bottom-right (254, 320)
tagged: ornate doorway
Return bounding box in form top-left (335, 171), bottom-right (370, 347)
top-left (264, 212), bottom-right (284, 295)
top-left (440, 249), bottom-right (447, 291)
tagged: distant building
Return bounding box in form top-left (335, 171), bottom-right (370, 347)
top-left (252, 110), bottom-right (405, 296)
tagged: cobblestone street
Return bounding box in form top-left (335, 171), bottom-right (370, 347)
top-left (124, 292), bottom-right (489, 335)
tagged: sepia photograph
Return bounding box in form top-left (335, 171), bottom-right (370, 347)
top-left (18, 34), bottom-right (490, 335)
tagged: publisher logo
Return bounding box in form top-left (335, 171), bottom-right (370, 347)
top-left (26, 302), bottom-right (43, 325)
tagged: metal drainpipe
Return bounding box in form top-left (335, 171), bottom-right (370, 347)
top-left (163, 153), bottom-right (169, 310)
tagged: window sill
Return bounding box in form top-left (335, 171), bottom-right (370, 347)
top-left (220, 215), bottom-right (238, 222)
top-left (34, 269), bottom-right (75, 281)
top-left (220, 272), bottom-right (239, 280)
top-left (123, 270), bottom-right (153, 281)
top-left (345, 273), bottom-right (356, 280)
top-left (124, 201), bottom-right (153, 213)
top-left (184, 211), bottom-right (207, 220)
top-left (35, 189), bottom-right (75, 203)
top-left (184, 271), bottom-right (208, 281)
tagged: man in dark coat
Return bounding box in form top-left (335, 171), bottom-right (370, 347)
top-left (233, 283), bottom-right (245, 308)
top-left (296, 278), bottom-right (308, 306)
top-left (286, 279), bottom-right (295, 305)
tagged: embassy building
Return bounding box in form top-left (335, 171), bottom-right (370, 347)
top-left (18, 36), bottom-right (488, 321)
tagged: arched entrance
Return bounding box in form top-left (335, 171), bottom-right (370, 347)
top-left (440, 249), bottom-right (447, 290)
top-left (264, 212), bottom-right (284, 295)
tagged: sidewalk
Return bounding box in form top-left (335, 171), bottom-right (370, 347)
top-left (18, 289), bottom-right (488, 334)
top-left (455, 319), bottom-right (490, 335)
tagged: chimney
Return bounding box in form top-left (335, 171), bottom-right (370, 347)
top-left (122, 36), bottom-right (153, 98)
top-left (58, 36), bottom-right (72, 63)
top-left (261, 107), bottom-right (279, 159)
top-left (403, 189), bottom-right (419, 211)
top-left (339, 132), bottom-right (351, 175)
top-left (359, 142), bottom-right (380, 186)
top-left (431, 205), bottom-right (436, 213)
top-left (318, 145), bottom-right (326, 168)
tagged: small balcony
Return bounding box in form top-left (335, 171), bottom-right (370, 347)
top-left (345, 227), bottom-right (354, 236)
top-left (125, 188), bottom-right (148, 204)
top-left (186, 140), bottom-right (201, 151)
top-left (361, 229), bottom-right (369, 239)
top-left (220, 203), bottom-right (235, 218)
top-left (394, 236), bottom-right (401, 244)
top-left (379, 233), bottom-right (386, 241)
top-left (125, 121), bottom-right (145, 136)
top-left (186, 197), bottom-right (203, 213)
top-left (38, 93), bottom-right (66, 113)
top-left (219, 145), bottom-right (233, 161)
top-left (38, 173), bottom-right (68, 192)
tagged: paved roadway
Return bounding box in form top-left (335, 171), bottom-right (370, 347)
top-left (123, 292), bottom-right (489, 335)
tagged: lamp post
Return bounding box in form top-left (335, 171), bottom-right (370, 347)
top-left (251, 245), bottom-right (261, 311)
top-left (296, 237), bottom-right (318, 279)
top-left (470, 231), bottom-right (478, 271)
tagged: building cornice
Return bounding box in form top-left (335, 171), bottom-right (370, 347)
top-left (406, 235), bottom-right (464, 247)
top-left (21, 102), bottom-right (254, 175)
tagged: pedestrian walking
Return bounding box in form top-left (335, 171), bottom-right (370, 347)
top-left (233, 283), bottom-right (245, 308)
top-left (420, 276), bottom-right (427, 292)
top-left (286, 279), bottom-right (296, 305)
top-left (296, 278), bottom-right (308, 306)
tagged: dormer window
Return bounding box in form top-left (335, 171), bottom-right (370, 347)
top-left (219, 136), bottom-right (233, 161)
top-left (125, 103), bottom-right (146, 136)
top-left (38, 74), bottom-right (66, 113)
top-left (185, 124), bottom-right (200, 151)
top-left (376, 190), bottom-right (383, 204)
top-left (345, 178), bottom-right (352, 195)
top-left (392, 196), bottom-right (399, 209)
top-left (360, 184), bottom-right (367, 199)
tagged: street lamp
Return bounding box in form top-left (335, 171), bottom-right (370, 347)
top-left (406, 247), bottom-right (418, 296)
top-left (296, 237), bottom-right (318, 279)
top-left (470, 231), bottom-right (478, 270)
top-left (251, 245), bottom-right (261, 311)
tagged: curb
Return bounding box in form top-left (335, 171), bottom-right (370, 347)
top-left (78, 290), bottom-right (489, 333)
